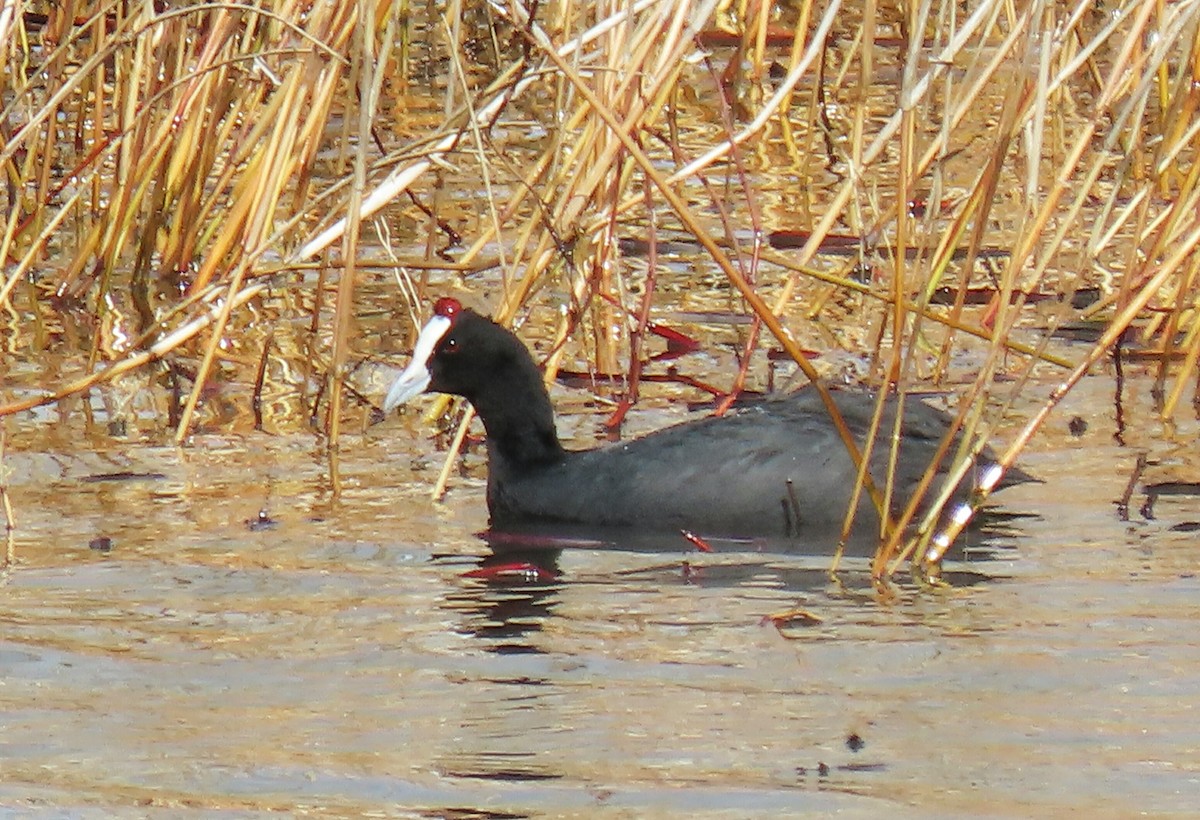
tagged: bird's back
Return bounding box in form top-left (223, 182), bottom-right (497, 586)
top-left (487, 389), bottom-right (995, 541)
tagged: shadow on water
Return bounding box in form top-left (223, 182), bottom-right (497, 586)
top-left (431, 511), bottom-right (1031, 656)
top-left (475, 508), bottom-right (1033, 564)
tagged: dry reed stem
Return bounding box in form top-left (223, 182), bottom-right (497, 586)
top-left (859, 0), bottom-right (1200, 574)
top-left (0, 281), bottom-right (265, 418)
top-left (0, 424), bottom-right (14, 569)
top-left (297, 0), bottom-right (672, 262)
top-left (925, 211), bottom-right (1200, 573)
top-left (3, 1), bottom-right (359, 426)
top-left (174, 0), bottom-right (359, 440)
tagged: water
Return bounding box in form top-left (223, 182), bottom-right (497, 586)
top-left (2, 368), bottom-right (1198, 817)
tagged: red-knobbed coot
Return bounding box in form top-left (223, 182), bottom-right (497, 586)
top-left (384, 298), bottom-right (1025, 543)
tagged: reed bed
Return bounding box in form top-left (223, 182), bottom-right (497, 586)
top-left (1, 0), bottom-right (1198, 580)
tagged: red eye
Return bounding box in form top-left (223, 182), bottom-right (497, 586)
top-left (442, 337), bottom-right (459, 354)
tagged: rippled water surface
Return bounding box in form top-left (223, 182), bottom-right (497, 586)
top-left (3, 370), bottom-right (1199, 818)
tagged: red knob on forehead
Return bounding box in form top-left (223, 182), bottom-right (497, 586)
top-left (433, 297), bottom-right (463, 321)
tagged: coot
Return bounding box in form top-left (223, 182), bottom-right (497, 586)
top-left (384, 298), bottom-right (1022, 543)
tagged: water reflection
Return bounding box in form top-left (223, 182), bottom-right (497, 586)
top-left (440, 548), bottom-right (563, 652)
top-left (434, 527), bottom-right (1017, 662)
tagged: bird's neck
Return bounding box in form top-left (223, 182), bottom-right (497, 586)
top-left (471, 377), bottom-right (566, 474)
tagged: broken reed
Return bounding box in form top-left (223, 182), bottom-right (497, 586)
top-left (2, 0), bottom-right (1198, 575)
